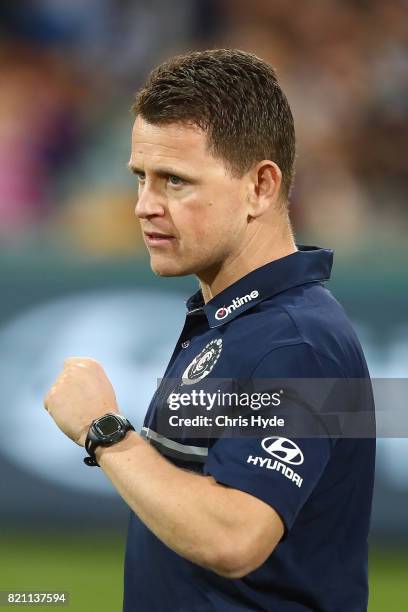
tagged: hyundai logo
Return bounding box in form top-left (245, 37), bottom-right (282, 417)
top-left (261, 437), bottom-right (304, 465)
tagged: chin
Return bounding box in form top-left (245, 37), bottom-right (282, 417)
top-left (150, 258), bottom-right (190, 277)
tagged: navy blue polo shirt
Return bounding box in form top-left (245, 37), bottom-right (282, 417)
top-left (123, 246), bottom-right (375, 612)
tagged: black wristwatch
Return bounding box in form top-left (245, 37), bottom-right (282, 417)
top-left (84, 413), bottom-right (135, 467)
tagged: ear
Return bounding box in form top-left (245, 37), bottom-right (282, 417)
top-left (246, 161), bottom-right (282, 219)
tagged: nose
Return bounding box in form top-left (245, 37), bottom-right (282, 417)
top-left (135, 185), bottom-right (166, 219)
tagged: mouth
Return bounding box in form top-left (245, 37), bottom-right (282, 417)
top-left (144, 231), bottom-right (176, 247)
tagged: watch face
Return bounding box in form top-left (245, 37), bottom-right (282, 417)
top-left (95, 415), bottom-right (120, 436)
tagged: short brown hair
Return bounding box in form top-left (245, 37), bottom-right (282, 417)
top-left (132, 49), bottom-right (296, 200)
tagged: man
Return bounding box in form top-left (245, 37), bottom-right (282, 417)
top-left (44, 49), bottom-right (375, 611)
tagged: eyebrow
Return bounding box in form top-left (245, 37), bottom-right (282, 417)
top-left (127, 163), bottom-right (195, 183)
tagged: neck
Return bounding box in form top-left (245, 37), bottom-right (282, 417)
top-left (199, 219), bottom-right (297, 304)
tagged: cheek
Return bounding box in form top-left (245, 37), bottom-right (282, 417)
top-left (201, 200), bottom-right (244, 236)
top-left (169, 187), bottom-right (244, 246)
top-left (169, 196), bottom-right (214, 239)
top-left (184, 205), bottom-right (228, 245)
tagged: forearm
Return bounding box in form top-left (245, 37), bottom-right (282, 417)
top-left (45, 359), bottom-right (281, 576)
top-left (95, 432), bottom-right (245, 574)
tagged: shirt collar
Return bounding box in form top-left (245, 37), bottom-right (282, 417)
top-left (186, 245), bottom-right (333, 328)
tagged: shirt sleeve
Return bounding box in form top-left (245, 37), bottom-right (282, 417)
top-left (202, 342), bottom-right (341, 534)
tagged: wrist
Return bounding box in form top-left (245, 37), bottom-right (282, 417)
top-left (84, 413), bottom-right (135, 467)
top-left (77, 425), bottom-right (91, 448)
top-left (95, 429), bottom-right (138, 463)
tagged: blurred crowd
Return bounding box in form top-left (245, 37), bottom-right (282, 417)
top-left (0, 0), bottom-right (407, 256)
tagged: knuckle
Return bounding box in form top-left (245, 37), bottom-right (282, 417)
top-left (64, 356), bottom-right (99, 369)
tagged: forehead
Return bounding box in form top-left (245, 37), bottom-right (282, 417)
top-left (130, 116), bottom-right (211, 168)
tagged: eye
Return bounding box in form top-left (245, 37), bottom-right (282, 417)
top-left (168, 175), bottom-right (183, 187)
top-left (135, 171), bottom-right (146, 184)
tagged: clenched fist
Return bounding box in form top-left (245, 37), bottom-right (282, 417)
top-left (44, 357), bottom-right (119, 447)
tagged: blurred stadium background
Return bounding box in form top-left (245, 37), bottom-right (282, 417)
top-left (0, 1), bottom-right (407, 610)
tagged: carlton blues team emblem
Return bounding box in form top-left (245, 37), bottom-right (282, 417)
top-left (182, 338), bottom-right (223, 385)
